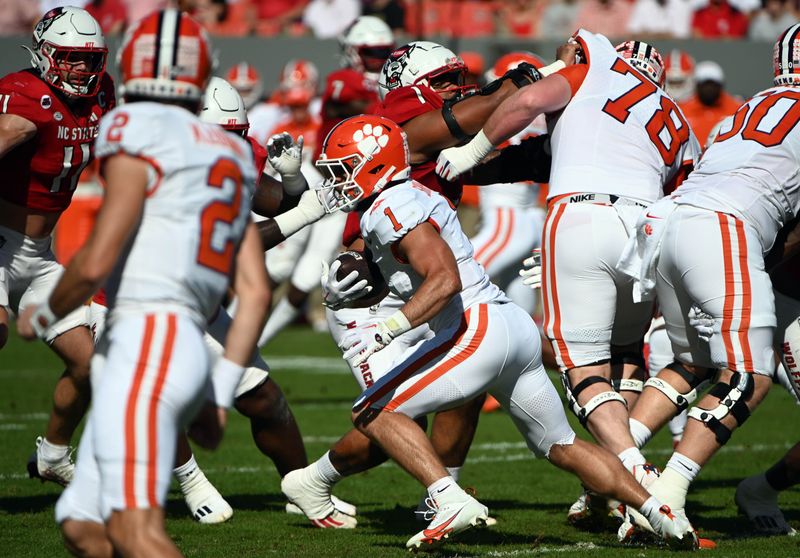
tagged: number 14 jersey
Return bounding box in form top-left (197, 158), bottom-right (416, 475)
top-left (94, 102), bottom-right (256, 324)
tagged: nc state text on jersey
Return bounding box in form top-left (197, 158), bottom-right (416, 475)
top-left (57, 124), bottom-right (100, 142)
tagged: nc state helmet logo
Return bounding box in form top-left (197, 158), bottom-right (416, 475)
top-left (353, 123), bottom-right (388, 158)
top-left (35, 8), bottom-right (66, 38)
top-left (383, 44), bottom-right (415, 91)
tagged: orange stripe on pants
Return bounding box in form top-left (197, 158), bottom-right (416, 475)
top-left (543, 204), bottom-right (574, 369)
top-left (718, 213), bottom-right (738, 369)
top-left (385, 305), bottom-right (489, 412)
top-left (146, 314), bottom-right (178, 508)
top-left (481, 210), bottom-right (515, 271)
top-left (124, 314), bottom-right (156, 509)
top-left (733, 219), bottom-right (754, 372)
top-left (474, 208), bottom-right (505, 265)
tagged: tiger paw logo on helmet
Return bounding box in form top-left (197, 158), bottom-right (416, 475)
top-left (353, 123), bottom-right (389, 158)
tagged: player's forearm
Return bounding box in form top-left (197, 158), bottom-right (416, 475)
top-left (400, 270), bottom-right (462, 328)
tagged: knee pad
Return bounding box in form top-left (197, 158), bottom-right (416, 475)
top-left (561, 374), bottom-right (627, 427)
top-left (612, 379), bottom-right (644, 394)
top-left (644, 361), bottom-right (709, 411)
top-left (687, 371), bottom-right (754, 445)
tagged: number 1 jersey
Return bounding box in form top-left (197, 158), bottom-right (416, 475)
top-left (94, 102), bottom-right (256, 324)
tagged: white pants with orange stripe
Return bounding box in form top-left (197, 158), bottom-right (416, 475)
top-left (656, 204), bottom-right (776, 375)
top-left (354, 302), bottom-right (576, 458)
top-left (470, 205), bottom-right (544, 315)
top-left (327, 293), bottom-right (434, 391)
top-left (540, 202), bottom-right (653, 370)
top-left (56, 311), bottom-right (209, 523)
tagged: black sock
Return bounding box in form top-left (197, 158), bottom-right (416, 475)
top-left (765, 459), bottom-right (798, 492)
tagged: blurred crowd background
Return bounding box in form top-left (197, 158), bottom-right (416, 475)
top-left (1, 0), bottom-right (795, 41)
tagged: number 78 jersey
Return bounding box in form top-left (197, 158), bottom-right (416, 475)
top-left (673, 85), bottom-right (800, 252)
top-left (547, 30), bottom-right (700, 204)
top-left (94, 102), bottom-right (256, 323)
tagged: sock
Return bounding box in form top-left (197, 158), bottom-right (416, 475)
top-left (427, 475), bottom-right (462, 505)
top-left (629, 418), bottom-right (653, 449)
top-left (258, 298), bottom-right (301, 347)
top-left (618, 446), bottom-right (647, 472)
top-left (638, 495), bottom-right (666, 526)
top-left (666, 452), bottom-right (701, 483)
top-left (314, 452), bottom-right (343, 487)
top-left (654, 464), bottom-right (691, 510)
top-left (765, 459), bottom-right (797, 491)
top-left (39, 438), bottom-right (69, 462)
top-left (173, 454), bottom-right (210, 493)
top-left (446, 466), bottom-right (461, 483)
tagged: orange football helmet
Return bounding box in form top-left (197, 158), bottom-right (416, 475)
top-left (225, 62), bottom-right (263, 109)
top-left (276, 59), bottom-right (318, 107)
top-left (664, 49), bottom-right (695, 101)
top-left (315, 115), bottom-right (410, 213)
top-left (485, 51), bottom-right (544, 82)
top-left (118, 9), bottom-right (213, 103)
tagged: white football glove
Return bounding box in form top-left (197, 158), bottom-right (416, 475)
top-left (519, 248), bottom-right (542, 290)
top-left (435, 130), bottom-right (494, 181)
top-left (321, 259), bottom-right (372, 310)
top-left (688, 305), bottom-right (715, 343)
top-left (341, 311), bottom-right (411, 367)
top-left (267, 132), bottom-right (306, 195)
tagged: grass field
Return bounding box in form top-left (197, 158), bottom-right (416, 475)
top-left (1, 326), bottom-right (799, 557)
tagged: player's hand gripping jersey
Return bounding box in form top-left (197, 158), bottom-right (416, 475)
top-left (94, 102), bottom-right (256, 323)
top-left (548, 30), bottom-right (700, 203)
top-left (673, 85), bottom-right (800, 252)
top-left (360, 180), bottom-right (507, 332)
top-left (0, 69), bottom-right (116, 211)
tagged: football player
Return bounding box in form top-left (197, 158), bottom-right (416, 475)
top-left (435, 32), bottom-right (701, 527)
top-left (18, 10), bottom-right (269, 557)
top-left (299, 114), bottom-right (696, 550)
top-left (612, 22), bottom-right (800, 535)
top-left (286, 40), bottom-right (576, 528)
top-left (0, 6), bottom-right (115, 487)
top-left (663, 49), bottom-right (695, 103)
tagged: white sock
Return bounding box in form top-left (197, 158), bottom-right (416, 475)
top-left (666, 452), bottom-right (701, 483)
top-left (174, 454), bottom-right (209, 492)
top-left (314, 452), bottom-right (343, 486)
top-left (618, 446), bottom-right (647, 473)
top-left (258, 298), bottom-right (301, 347)
top-left (427, 475), bottom-right (462, 505)
top-left (446, 466), bottom-right (461, 483)
top-left (628, 418), bottom-right (653, 449)
top-left (39, 438), bottom-right (69, 462)
top-left (654, 464), bottom-right (691, 510)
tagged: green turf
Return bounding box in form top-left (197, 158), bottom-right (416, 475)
top-left (1, 327), bottom-right (798, 557)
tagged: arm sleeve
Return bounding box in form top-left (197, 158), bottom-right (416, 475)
top-left (467, 134), bottom-right (552, 185)
top-left (555, 64), bottom-right (588, 98)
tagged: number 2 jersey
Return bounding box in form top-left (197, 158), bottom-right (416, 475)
top-left (547, 30), bottom-right (700, 204)
top-left (673, 85), bottom-right (800, 253)
top-left (94, 102), bottom-right (256, 324)
top-left (0, 69), bottom-right (116, 212)
top-left (360, 181), bottom-right (508, 332)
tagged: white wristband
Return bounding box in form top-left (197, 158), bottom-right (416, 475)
top-left (31, 301), bottom-right (58, 339)
top-left (466, 129), bottom-right (495, 165)
top-left (538, 60), bottom-right (566, 77)
top-left (210, 357), bottom-right (245, 408)
top-left (273, 190), bottom-right (325, 238)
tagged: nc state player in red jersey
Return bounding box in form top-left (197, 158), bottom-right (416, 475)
top-left (0, 6), bottom-right (114, 487)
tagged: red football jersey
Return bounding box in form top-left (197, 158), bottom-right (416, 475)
top-left (315, 68), bottom-right (380, 161)
top-left (342, 84), bottom-right (461, 246)
top-left (247, 135), bottom-right (268, 178)
top-left (0, 69), bottom-right (116, 212)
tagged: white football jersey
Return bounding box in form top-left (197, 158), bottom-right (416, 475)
top-left (673, 85), bottom-right (800, 253)
top-left (95, 102), bottom-right (256, 324)
top-left (547, 30), bottom-right (701, 203)
top-left (361, 181), bottom-right (508, 332)
top-left (479, 116), bottom-right (546, 208)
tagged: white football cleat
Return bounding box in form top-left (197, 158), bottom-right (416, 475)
top-left (632, 463), bottom-right (660, 489)
top-left (415, 491), bottom-right (496, 525)
top-left (735, 474), bottom-right (797, 536)
top-left (406, 494), bottom-right (489, 550)
top-left (621, 505), bottom-right (698, 550)
top-left (27, 436), bottom-right (73, 487)
top-left (281, 467), bottom-right (357, 528)
top-left (286, 495), bottom-right (357, 518)
top-left (183, 482), bottom-right (233, 524)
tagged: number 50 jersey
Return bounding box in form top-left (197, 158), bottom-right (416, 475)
top-left (547, 30), bottom-right (700, 204)
top-left (95, 102), bottom-right (256, 324)
top-left (674, 85), bottom-right (800, 253)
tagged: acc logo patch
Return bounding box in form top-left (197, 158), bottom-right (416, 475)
top-left (40, 95), bottom-right (51, 109)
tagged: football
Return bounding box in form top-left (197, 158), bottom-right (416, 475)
top-left (335, 250), bottom-right (388, 308)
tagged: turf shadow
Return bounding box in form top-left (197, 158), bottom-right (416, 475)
top-left (0, 493), bottom-right (60, 513)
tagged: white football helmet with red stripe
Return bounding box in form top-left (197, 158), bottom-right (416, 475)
top-left (201, 77), bottom-right (249, 136)
top-left (26, 6), bottom-right (107, 97)
top-left (118, 9), bottom-right (213, 103)
top-left (774, 23), bottom-right (800, 86)
top-left (341, 16), bottom-right (394, 80)
top-left (664, 49), bottom-right (695, 102)
top-left (378, 41), bottom-right (470, 100)
top-left (615, 40), bottom-right (665, 88)
top-left (225, 62), bottom-right (263, 109)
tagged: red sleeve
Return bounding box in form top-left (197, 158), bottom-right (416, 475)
top-left (342, 211), bottom-right (362, 246)
top-left (0, 77), bottom-right (49, 127)
top-left (555, 64), bottom-right (588, 98)
top-left (247, 136), bottom-right (268, 176)
top-left (323, 69), bottom-right (377, 104)
top-left (375, 85), bottom-right (443, 125)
